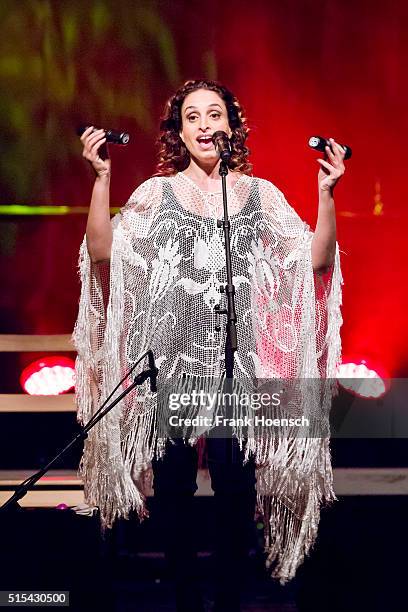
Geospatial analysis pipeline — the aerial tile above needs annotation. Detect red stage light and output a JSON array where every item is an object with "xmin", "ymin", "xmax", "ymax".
[
  {"xmin": 336, "ymin": 361, "xmax": 388, "ymax": 399},
  {"xmin": 20, "ymin": 356, "xmax": 75, "ymax": 395}
]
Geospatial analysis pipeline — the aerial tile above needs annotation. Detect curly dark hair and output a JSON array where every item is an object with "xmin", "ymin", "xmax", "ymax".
[{"xmin": 154, "ymin": 79, "xmax": 252, "ymax": 176}]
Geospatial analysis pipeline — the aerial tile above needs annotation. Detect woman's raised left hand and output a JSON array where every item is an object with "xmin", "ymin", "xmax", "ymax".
[{"xmin": 317, "ymin": 137, "xmax": 346, "ymax": 193}]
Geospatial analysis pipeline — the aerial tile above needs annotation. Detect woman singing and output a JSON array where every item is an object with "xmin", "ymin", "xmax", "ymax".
[{"xmin": 75, "ymin": 79, "xmax": 346, "ymax": 611}]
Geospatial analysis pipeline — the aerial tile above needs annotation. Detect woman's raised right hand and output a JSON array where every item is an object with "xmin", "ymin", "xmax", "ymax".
[{"xmin": 80, "ymin": 126, "xmax": 111, "ymax": 178}]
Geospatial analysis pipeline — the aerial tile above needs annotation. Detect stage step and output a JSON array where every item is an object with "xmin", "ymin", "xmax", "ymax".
[{"xmin": 1, "ymin": 467, "xmax": 408, "ymax": 508}]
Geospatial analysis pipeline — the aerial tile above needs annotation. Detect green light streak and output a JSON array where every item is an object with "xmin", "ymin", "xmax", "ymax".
[
  {"xmin": 0, "ymin": 205, "xmax": 121, "ymax": 216},
  {"xmin": 0, "ymin": 206, "xmax": 376, "ymax": 219}
]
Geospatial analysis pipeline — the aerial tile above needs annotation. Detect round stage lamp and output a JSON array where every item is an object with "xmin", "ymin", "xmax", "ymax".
[
  {"xmin": 20, "ymin": 356, "xmax": 75, "ymax": 395},
  {"xmin": 336, "ymin": 361, "xmax": 387, "ymax": 399}
]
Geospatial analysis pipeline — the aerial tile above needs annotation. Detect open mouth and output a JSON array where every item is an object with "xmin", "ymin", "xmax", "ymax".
[{"xmin": 196, "ymin": 135, "xmax": 213, "ymax": 149}]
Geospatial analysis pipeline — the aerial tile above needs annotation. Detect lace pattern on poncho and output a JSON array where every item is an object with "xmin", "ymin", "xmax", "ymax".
[{"xmin": 73, "ymin": 172, "xmax": 343, "ymax": 583}]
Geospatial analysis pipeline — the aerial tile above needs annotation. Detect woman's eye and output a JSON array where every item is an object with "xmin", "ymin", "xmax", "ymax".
[
  {"xmin": 188, "ymin": 115, "xmax": 197, "ymax": 121},
  {"xmin": 210, "ymin": 113, "xmax": 221, "ymax": 119}
]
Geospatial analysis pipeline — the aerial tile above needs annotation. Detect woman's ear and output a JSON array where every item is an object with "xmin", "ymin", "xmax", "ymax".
[{"xmin": 179, "ymin": 131, "xmax": 185, "ymax": 143}]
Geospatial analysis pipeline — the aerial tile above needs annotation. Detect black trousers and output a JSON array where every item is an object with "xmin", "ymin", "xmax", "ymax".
[{"xmin": 152, "ymin": 436, "xmax": 256, "ymax": 611}]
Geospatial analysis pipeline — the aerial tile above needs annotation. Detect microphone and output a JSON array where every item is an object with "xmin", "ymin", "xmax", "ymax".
[
  {"xmin": 308, "ymin": 136, "xmax": 352, "ymax": 159},
  {"xmin": 147, "ymin": 350, "xmax": 158, "ymax": 393},
  {"xmin": 212, "ymin": 131, "xmax": 231, "ymax": 163},
  {"xmin": 77, "ymin": 125, "xmax": 130, "ymax": 145}
]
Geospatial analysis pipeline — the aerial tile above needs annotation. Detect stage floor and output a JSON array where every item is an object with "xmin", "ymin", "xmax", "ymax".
[{"xmin": 0, "ymin": 494, "xmax": 406, "ymax": 611}]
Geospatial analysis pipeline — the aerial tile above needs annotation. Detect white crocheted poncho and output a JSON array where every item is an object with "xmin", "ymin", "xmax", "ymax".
[{"xmin": 73, "ymin": 171, "xmax": 343, "ymax": 583}]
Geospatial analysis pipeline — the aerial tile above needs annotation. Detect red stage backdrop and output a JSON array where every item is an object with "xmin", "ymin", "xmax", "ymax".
[{"xmin": 0, "ymin": 0, "xmax": 407, "ymax": 388}]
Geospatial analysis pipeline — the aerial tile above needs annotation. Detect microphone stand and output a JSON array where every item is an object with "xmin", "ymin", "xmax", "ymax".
[
  {"xmin": 215, "ymin": 160, "xmax": 238, "ymax": 377},
  {"xmin": 0, "ymin": 355, "xmax": 157, "ymax": 513},
  {"xmin": 214, "ymin": 159, "xmax": 238, "ymax": 459}
]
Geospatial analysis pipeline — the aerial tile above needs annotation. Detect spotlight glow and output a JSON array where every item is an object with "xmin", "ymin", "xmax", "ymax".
[
  {"xmin": 336, "ymin": 361, "xmax": 387, "ymax": 399},
  {"xmin": 20, "ymin": 356, "xmax": 75, "ymax": 395},
  {"xmin": 56, "ymin": 503, "xmax": 69, "ymax": 510}
]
